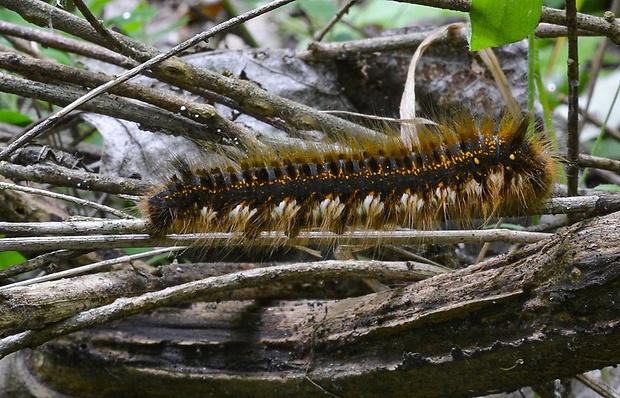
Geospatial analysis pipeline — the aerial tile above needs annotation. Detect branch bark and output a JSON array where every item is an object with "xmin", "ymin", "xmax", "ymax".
[{"xmin": 0, "ymin": 210, "xmax": 619, "ymax": 397}]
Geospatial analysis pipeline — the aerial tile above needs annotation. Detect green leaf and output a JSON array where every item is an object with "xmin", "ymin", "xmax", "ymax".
[
  {"xmin": 0, "ymin": 250, "xmax": 26, "ymax": 270},
  {"xmin": 87, "ymin": 0, "xmax": 114, "ymax": 16},
  {"xmin": 298, "ymin": 0, "xmax": 339, "ymax": 26},
  {"xmin": 593, "ymin": 184, "xmax": 620, "ymax": 192},
  {"xmin": 0, "ymin": 110, "xmax": 32, "ymax": 126},
  {"xmin": 469, "ymin": 0, "xmax": 543, "ymax": 51}
]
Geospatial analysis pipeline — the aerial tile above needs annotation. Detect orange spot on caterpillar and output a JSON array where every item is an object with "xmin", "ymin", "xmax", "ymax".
[{"xmin": 143, "ymin": 115, "xmax": 556, "ymax": 239}]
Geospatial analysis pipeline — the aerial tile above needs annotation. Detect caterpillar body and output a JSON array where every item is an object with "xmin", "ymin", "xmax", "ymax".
[{"xmin": 144, "ymin": 115, "xmax": 555, "ymax": 240}]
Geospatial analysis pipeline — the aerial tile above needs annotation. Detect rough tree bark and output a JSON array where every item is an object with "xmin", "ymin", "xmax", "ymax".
[{"xmin": 0, "ymin": 210, "xmax": 618, "ymax": 397}]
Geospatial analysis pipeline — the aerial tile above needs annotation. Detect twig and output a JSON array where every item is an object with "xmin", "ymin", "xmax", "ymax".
[
  {"xmin": 0, "ymin": 229, "xmax": 554, "ymax": 252},
  {"xmin": 1, "ymin": 34, "xmax": 41, "ymax": 58},
  {"xmin": 0, "ymin": 181, "xmax": 133, "ymax": 219},
  {"xmin": 541, "ymin": 194, "xmax": 620, "ymax": 215},
  {"xmin": 298, "ymin": 31, "xmax": 432, "ymax": 60},
  {"xmin": 0, "ymin": 250, "xmax": 87, "ymax": 282},
  {"xmin": 298, "ymin": 24, "xmax": 600, "ymax": 62},
  {"xmin": 578, "ymin": 154, "xmax": 620, "ymax": 173},
  {"xmin": 0, "ymin": 161, "xmax": 151, "ymax": 196},
  {"xmin": 565, "ymin": 0, "xmax": 580, "ymax": 217},
  {"xmin": 0, "ymin": 219, "xmax": 147, "ymax": 236},
  {"xmin": 310, "ymin": 0, "xmax": 359, "ymax": 43},
  {"xmin": 1, "ymin": 247, "xmax": 185, "ymax": 290},
  {"xmin": 574, "ymin": 373, "xmax": 620, "ymax": 398},
  {"xmin": 541, "ymin": 6, "xmax": 620, "ymax": 43},
  {"xmin": 0, "ymin": 20, "xmax": 138, "ymax": 69},
  {"xmin": 73, "ymin": 0, "xmax": 127, "ymax": 52},
  {"xmin": 535, "ymin": 23, "xmax": 601, "ymax": 38}
]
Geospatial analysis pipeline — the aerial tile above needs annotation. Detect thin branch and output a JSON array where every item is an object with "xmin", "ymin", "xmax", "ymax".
[
  {"xmin": 0, "ymin": 181, "xmax": 133, "ymax": 219},
  {"xmin": 574, "ymin": 373, "xmax": 620, "ymax": 398},
  {"xmin": 541, "ymin": 194, "xmax": 620, "ymax": 214},
  {"xmin": 1, "ymin": 195, "xmax": 620, "ymax": 251},
  {"xmin": 310, "ymin": 0, "xmax": 359, "ymax": 43},
  {"xmin": 1, "ymin": 247, "xmax": 185, "ymax": 290},
  {"xmin": 535, "ymin": 23, "xmax": 602, "ymax": 38},
  {"xmin": 299, "ymin": 31, "xmax": 432, "ymax": 60},
  {"xmin": 0, "ymin": 161, "xmax": 151, "ymax": 196},
  {"xmin": 0, "ymin": 229, "xmax": 555, "ymax": 252},
  {"xmin": 0, "ymin": 250, "xmax": 86, "ymax": 282},
  {"xmin": 298, "ymin": 24, "xmax": 600, "ymax": 62},
  {"xmin": 73, "ymin": 0, "xmax": 127, "ymax": 52},
  {"xmin": 565, "ymin": 0, "xmax": 580, "ymax": 212},
  {"xmin": 0, "ymin": 219, "xmax": 148, "ymax": 236},
  {"xmin": 578, "ymin": 154, "xmax": 620, "ymax": 173},
  {"xmin": 541, "ymin": 6, "xmax": 620, "ymax": 43},
  {"xmin": 0, "ymin": 20, "xmax": 138, "ymax": 69},
  {"xmin": 1, "ymin": 34, "xmax": 42, "ymax": 58}
]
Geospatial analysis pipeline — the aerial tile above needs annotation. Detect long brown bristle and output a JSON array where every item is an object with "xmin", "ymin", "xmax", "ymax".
[{"xmin": 143, "ymin": 114, "xmax": 556, "ymax": 240}]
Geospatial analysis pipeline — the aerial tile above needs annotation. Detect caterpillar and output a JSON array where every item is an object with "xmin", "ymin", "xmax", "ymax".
[{"xmin": 143, "ymin": 115, "xmax": 556, "ymax": 240}]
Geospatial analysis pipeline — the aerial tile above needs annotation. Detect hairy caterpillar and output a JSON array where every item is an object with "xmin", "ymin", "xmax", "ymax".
[{"xmin": 143, "ymin": 115, "xmax": 555, "ymax": 240}]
